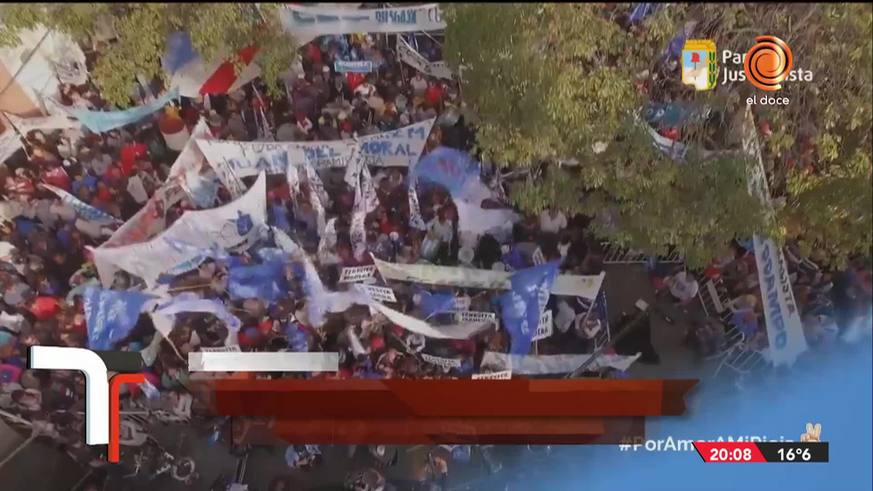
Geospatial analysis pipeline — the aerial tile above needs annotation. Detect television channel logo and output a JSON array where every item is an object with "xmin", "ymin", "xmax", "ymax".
[{"xmin": 681, "ymin": 39, "xmax": 718, "ymax": 91}]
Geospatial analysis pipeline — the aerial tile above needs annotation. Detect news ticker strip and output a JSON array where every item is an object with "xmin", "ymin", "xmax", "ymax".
[{"xmin": 694, "ymin": 442, "xmax": 829, "ymax": 463}]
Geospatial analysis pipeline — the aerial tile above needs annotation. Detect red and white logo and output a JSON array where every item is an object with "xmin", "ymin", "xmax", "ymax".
[{"xmin": 28, "ymin": 346, "xmax": 145, "ymax": 463}]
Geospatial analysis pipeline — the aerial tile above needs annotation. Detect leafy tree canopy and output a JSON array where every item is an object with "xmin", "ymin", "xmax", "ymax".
[
  {"xmin": 444, "ymin": 3, "xmax": 872, "ymax": 268},
  {"xmin": 0, "ymin": 3, "xmax": 296, "ymax": 107}
]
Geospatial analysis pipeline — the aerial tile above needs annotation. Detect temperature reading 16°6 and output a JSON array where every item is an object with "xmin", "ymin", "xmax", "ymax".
[{"xmin": 776, "ymin": 447, "xmax": 812, "ymax": 462}]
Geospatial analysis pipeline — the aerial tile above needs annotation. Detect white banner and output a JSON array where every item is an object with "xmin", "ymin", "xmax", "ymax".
[
  {"xmin": 373, "ymin": 258, "xmax": 605, "ymax": 299},
  {"xmin": 196, "ymin": 120, "xmax": 435, "ymax": 185},
  {"xmin": 93, "ymin": 173, "xmax": 268, "ymax": 287},
  {"xmin": 471, "ymin": 370, "xmax": 512, "ymax": 380},
  {"xmin": 339, "ymin": 265, "xmax": 378, "ymax": 283},
  {"xmin": 356, "ymin": 284, "xmax": 397, "ymax": 303},
  {"xmin": 396, "ymin": 35, "xmax": 454, "ymax": 80},
  {"xmin": 421, "ymin": 353, "xmax": 462, "ymax": 369},
  {"xmin": 742, "ymin": 106, "xmax": 806, "ymax": 366},
  {"xmin": 3, "ymin": 111, "xmax": 80, "ymax": 133},
  {"xmin": 532, "ymin": 309, "xmax": 553, "ymax": 342},
  {"xmin": 480, "ymin": 352, "xmax": 641, "ymax": 375},
  {"xmin": 280, "ymin": 4, "xmax": 446, "ymax": 44},
  {"xmin": 369, "ymin": 301, "xmax": 493, "ymax": 340},
  {"xmin": 454, "ymin": 310, "xmax": 496, "ymax": 324}
]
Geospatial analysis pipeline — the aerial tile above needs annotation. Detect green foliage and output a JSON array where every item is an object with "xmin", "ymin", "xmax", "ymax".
[
  {"xmin": 445, "ymin": 3, "xmax": 767, "ymax": 267},
  {"xmin": 0, "ymin": 3, "xmax": 297, "ymax": 107},
  {"xmin": 445, "ymin": 3, "xmax": 872, "ymax": 267}
]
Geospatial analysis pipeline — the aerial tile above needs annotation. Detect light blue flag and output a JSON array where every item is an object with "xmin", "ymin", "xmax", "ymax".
[
  {"xmin": 228, "ymin": 261, "xmax": 288, "ymax": 302},
  {"xmin": 69, "ymin": 88, "xmax": 179, "ymax": 133},
  {"xmin": 84, "ymin": 287, "xmax": 155, "ymax": 350},
  {"xmin": 413, "ymin": 146, "xmax": 480, "ymax": 197},
  {"xmin": 43, "ymin": 184, "xmax": 120, "ymax": 224},
  {"xmin": 154, "ymin": 292, "xmax": 242, "ymax": 332},
  {"xmin": 500, "ymin": 262, "xmax": 560, "ymax": 354}
]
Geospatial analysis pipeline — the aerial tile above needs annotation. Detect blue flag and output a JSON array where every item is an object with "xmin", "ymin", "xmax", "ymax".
[
  {"xmin": 228, "ymin": 261, "xmax": 288, "ymax": 302},
  {"xmin": 418, "ymin": 290, "xmax": 457, "ymax": 319},
  {"xmin": 500, "ymin": 262, "xmax": 560, "ymax": 354},
  {"xmin": 413, "ymin": 146, "xmax": 480, "ymax": 197},
  {"xmin": 84, "ymin": 288, "xmax": 154, "ymax": 350}
]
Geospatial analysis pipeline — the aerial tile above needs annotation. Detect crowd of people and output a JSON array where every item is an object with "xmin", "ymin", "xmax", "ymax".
[
  {"xmin": 0, "ymin": 31, "xmax": 615, "ymax": 489},
  {"xmin": 0, "ymin": 24, "xmax": 870, "ymax": 491}
]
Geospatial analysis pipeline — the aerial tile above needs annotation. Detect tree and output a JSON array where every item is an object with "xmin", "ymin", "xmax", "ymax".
[
  {"xmin": 444, "ymin": 3, "xmax": 770, "ymax": 267},
  {"xmin": 444, "ymin": 3, "xmax": 872, "ymax": 268},
  {"xmin": 0, "ymin": 3, "xmax": 297, "ymax": 107}
]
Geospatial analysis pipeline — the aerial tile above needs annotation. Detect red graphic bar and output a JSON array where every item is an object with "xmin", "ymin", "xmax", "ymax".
[
  {"xmin": 108, "ymin": 373, "xmax": 146, "ymax": 463},
  {"xmin": 231, "ymin": 416, "xmax": 647, "ymax": 445},
  {"xmin": 693, "ymin": 442, "xmax": 768, "ymax": 463},
  {"xmin": 197, "ymin": 379, "xmax": 697, "ymax": 419}
]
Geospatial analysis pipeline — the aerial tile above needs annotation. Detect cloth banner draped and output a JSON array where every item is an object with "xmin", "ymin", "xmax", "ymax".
[
  {"xmin": 369, "ymin": 301, "xmax": 493, "ymax": 340},
  {"xmin": 68, "ymin": 89, "xmax": 179, "ymax": 133},
  {"xmin": 196, "ymin": 119, "xmax": 434, "ymax": 186},
  {"xmin": 480, "ymin": 352, "xmax": 642, "ymax": 375},
  {"xmin": 279, "ymin": 4, "xmax": 446, "ymax": 44},
  {"xmin": 373, "ymin": 257, "xmax": 605, "ymax": 299},
  {"xmin": 84, "ymin": 287, "xmax": 155, "ymax": 350},
  {"xmin": 92, "ymin": 173, "xmax": 268, "ymax": 287}
]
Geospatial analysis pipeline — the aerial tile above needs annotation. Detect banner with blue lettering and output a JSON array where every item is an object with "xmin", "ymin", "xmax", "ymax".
[
  {"xmin": 413, "ymin": 146, "xmax": 480, "ymax": 196},
  {"xmin": 84, "ymin": 287, "xmax": 155, "ymax": 350},
  {"xmin": 228, "ymin": 261, "xmax": 288, "ymax": 302},
  {"xmin": 68, "ymin": 88, "xmax": 179, "ymax": 133},
  {"xmin": 500, "ymin": 262, "xmax": 560, "ymax": 355},
  {"xmin": 42, "ymin": 183, "xmax": 121, "ymax": 224},
  {"xmin": 92, "ymin": 173, "xmax": 268, "ymax": 287},
  {"xmin": 280, "ymin": 4, "xmax": 446, "ymax": 44},
  {"xmin": 196, "ymin": 119, "xmax": 435, "ymax": 188},
  {"xmin": 334, "ymin": 60, "xmax": 374, "ymax": 73}
]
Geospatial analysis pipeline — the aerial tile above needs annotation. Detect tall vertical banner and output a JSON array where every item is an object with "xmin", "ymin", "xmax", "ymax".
[
  {"xmin": 280, "ymin": 4, "xmax": 446, "ymax": 44},
  {"xmin": 742, "ymin": 106, "xmax": 806, "ymax": 366}
]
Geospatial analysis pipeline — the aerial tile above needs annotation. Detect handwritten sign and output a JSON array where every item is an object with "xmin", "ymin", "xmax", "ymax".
[
  {"xmin": 421, "ymin": 353, "xmax": 462, "ymax": 369},
  {"xmin": 472, "ymin": 370, "xmax": 512, "ymax": 380},
  {"xmin": 339, "ymin": 265, "xmax": 378, "ymax": 284},
  {"xmin": 357, "ymin": 284, "xmax": 397, "ymax": 303},
  {"xmin": 532, "ymin": 310, "xmax": 553, "ymax": 342},
  {"xmin": 199, "ymin": 346, "xmax": 241, "ymax": 353},
  {"xmin": 455, "ymin": 311, "xmax": 497, "ymax": 324}
]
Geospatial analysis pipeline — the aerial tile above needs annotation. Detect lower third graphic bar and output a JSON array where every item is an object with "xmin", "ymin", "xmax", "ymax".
[{"xmin": 188, "ymin": 352, "xmax": 339, "ymax": 372}]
